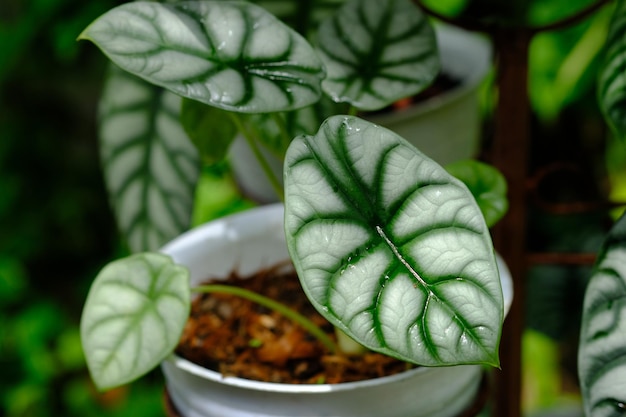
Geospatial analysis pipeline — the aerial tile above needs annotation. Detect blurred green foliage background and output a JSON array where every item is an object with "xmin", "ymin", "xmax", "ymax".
[
  {"xmin": 0, "ymin": 0, "xmax": 168, "ymax": 415},
  {"xmin": 1, "ymin": 0, "xmax": 624, "ymax": 416}
]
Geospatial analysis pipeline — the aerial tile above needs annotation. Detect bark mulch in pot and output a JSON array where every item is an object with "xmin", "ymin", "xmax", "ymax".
[
  {"xmin": 175, "ymin": 261, "xmax": 413, "ymax": 385},
  {"xmin": 168, "ymin": 261, "xmax": 491, "ymax": 416}
]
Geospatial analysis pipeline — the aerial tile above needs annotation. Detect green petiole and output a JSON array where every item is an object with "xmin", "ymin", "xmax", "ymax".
[{"xmin": 192, "ymin": 284, "xmax": 339, "ymax": 353}]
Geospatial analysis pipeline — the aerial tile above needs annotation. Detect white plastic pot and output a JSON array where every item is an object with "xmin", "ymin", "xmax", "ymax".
[
  {"xmin": 228, "ymin": 23, "xmax": 493, "ymax": 203},
  {"xmin": 160, "ymin": 204, "xmax": 512, "ymax": 417}
]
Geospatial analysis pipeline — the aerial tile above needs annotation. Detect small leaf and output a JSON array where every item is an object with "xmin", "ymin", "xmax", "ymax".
[
  {"xmin": 284, "ymin": 115, "xmax": 503, "ymax": 366},
  {"xmin": 99, "ymin": 66, "xmax": 200, "ymax": 252},
  {"xmin": 80, "ymin": 253, "xmax": 190, "ymax": 391},
  {"xmin": 579, "ymin": 212, "xmax": 626, "ymax": 417},
  {"xmin": 598, "ymin": 0, "xmax": 626, "ymax": 140},
  {"xmin": 446, "ymin": 160, "xmax": 508, "ymax": 228},
  {"xmin": 181, "ymin": 98, "xmax": 237, "ymax": 164},
  {"xmin": 79, "ymin": 1, "xmax": 325, "ymax": 113},
  {"xmin": 316, "ymin": 0, "xmax": 439, "ymax": 111}
]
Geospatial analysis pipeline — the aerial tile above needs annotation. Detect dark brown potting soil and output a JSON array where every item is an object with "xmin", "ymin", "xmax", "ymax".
[{"xmin": 175, "ymin": 261, "xmax": 414, "ymax": 384}]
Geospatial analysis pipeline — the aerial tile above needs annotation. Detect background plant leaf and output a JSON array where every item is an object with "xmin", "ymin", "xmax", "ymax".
[
  {"xmin": 80, "ymin": 253, "xmax": 190, "ymax": 391},
  {"xmin": 316, "ymin": 0, "xmax": 439, "ymax": 111},
  {"xmin": 180, "ymin": 98, "xmax": 237, "ymax": 164},
  {"xmin": 242, "ymin": 97, "xmax": 343, "ymax": 157},
  {"xmin": 284, "ymin": 115, "xmax": 503, "ymax": 366},
  {"xmin": 79, "ymin": 0, "xmax": 325, "ymax": 113},
  {"xmin": 579, "ymin": 212, "xmax": 626, "ymax": 417},
  {"xmin": 446, "ymin": 160, "xmax": 508, "ymax": 228},
  {"xmin": 250, "ymin": 0, "xmax": 344, "ymax": 35},
  {"xmin": 598, "ymin": 0, "xmax": 626, "ymax": 140},
  {"xmin": 99, "ymin": 66, "xmax": 200, "ymax": 252}
]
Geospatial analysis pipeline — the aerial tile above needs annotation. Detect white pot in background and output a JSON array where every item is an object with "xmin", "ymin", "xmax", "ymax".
[
  {"xmin": 366, "ymin": 23, "xmax": 492, "ymax": 165},
  {"xmin": 228, "ymin": 23, "xmax": 493, "ymax": 203},
  {"xmin": 160, "ymin": 204, "xmax": 512, "ymax": 417}
]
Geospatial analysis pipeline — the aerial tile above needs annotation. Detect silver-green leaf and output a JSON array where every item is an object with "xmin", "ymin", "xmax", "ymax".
[
  {"xmin": 99, "ymin": 66, "xmax": 200, "ymax": 252},
  {"xmin": 80, "ymin": 253, "xmax": 190, "ymax": 391},
  {"xmin": 79, "ymin": 1, "xmax": 325, "ymax": 113},
  {"xmin": 599, "ymin": 0, "xmax": 626, "ymax": 141},
  {"xmin": 284, "ymin": 115, "xmax": 503, "ymax": 366},
  {"xmin": 316, "ymin": 0, "xmax": 439, "ymax": 111},
  {"xmin": 579, "ymin": 213, "xmax": 626, "ymax": 417}
]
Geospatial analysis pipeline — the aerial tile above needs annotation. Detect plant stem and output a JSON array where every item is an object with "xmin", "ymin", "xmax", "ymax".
[
  {"xmin": 229, "ymin": 113, "xmax": 285, "ymax": 201},
  {"xmin": 334, "ymin": 328, "xmax": 368, "ymax": 355},
  {"xmin": 191, "ymin": 284, "xmax": 339, "ymax": 353}
]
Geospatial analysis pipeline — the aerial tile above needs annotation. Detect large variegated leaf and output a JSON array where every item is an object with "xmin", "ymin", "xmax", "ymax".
[
  {"xmin": 316, "ymin": 0, "xmax": 439, "ymax": 111},
  {"xmin": 99, "ymin": 66, "xmax": 200, "ymax": 252},
  {"xmin": 79, "ymin": 1, "xmax": 325, "ymax": 113},
  {"xmin": 81, "ymin": 253, "xmax": 190, "ymax": 391},
  {"xmin": 599, "ymin": 0, "xmax": 626, "ymax": 140},
  {"xmin": 579, "ymin": 213, "xmax": 626, "ymax": 417},
  {"xmin": 284, "ymin": 115, "xmax": 503, "ymax": 366}
]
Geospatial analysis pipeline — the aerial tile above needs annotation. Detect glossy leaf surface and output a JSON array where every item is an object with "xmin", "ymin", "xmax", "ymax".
[
  {"xmin": 79, "ymin": 1, "xmax": 325, "ymax": 113},
  {"xmin": 99, "ymin": 66, "xmax": 200, "ymax": 252},
  {"xmin": 599, "ymin": 0, "xmax": 626, "ymax": 140},
  {"xmin": 284, "ymin": 115, "xmax": 503, "ymax": 366},
  {"xmin": 81, "ymin": 253, "xmax": 190, "ymax": 391},
  {"xmin": 579, "ymin": 213, "xmax": 626, "ymax": 417},
  {"xmin": 446, "ymin": 160, "xmax": 508, "ymax": 228},
  {"xmin": 317, "ymin": 0, "xmax": 439, "ymax": 111}
]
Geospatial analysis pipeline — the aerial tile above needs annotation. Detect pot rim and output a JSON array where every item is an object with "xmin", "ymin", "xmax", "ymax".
[
  {"xmin": 160, "ymin": 203, "xmax": 512, "ymax": 394},
  {"xmin": 165, "ymin": 352, "xmax": 443, "ymax": 393}
]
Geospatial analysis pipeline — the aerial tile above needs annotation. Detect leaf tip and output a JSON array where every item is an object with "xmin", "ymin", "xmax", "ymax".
[
  {"xmin": 92, "ymin": 378, "xmax": 121, "ymax": 394},
  {"xmin": 76, "ymin": 29, "xmax": 91, "ymax": 42},
  {"xmin": 484, "ymin": 351, "xmax": 501, "ymax": 369}
]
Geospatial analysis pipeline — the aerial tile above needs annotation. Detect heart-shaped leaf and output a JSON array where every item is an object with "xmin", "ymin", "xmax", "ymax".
[
  {"xmin": 446, "ymin": 160, "xmax": 508, "ymax": 228},
  {"xmin": 284, "ymin": 115, "xmax": 503, "ymax": 366},
  {"xmin": 579, "ymin": 212, "xmax": 626, "ymax": 417},
  {"xmin": 598, "ymin": 0, "xmax": 626, "ymax": 141},
  {"xmin": 99, "ymin": 66, "xmax": 200, "ymax": 252},
  {"xmin": 80, "ymin": 253, "xmax": 190, "ymax": 391},
  {"xmin": 316, "ymin": 0, "xmax": 439, "ymax": 111},
  {"xmin": 79, "ymin": 1, "xmax": 325, "ymax": 113}
]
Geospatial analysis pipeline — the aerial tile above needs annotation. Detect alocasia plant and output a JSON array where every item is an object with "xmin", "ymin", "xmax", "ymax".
[
  {"xmin": 79, "ymin": 0, "xmax": 507, "ymax": 391},
  {"xmin": 577, "ymin": 2, "xmax": 626, "ymax": 414},
  {"xmin": 284, "ymin": 115, "xmax": 503, "ymax": 366},
  {"xmin": 578, "ymin": 212, "xmax": 626, "ymax": 417},
  {"xmin": 598, "ymin": 0, "xmax": 626, "ymax": 141},
  {"xmin": 98, "ymin": 65, "xmax": 201, "ymax": 252},
  {"xmin": 81, "ymin": 253, "xmax": 190, "ymax": 389}
]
